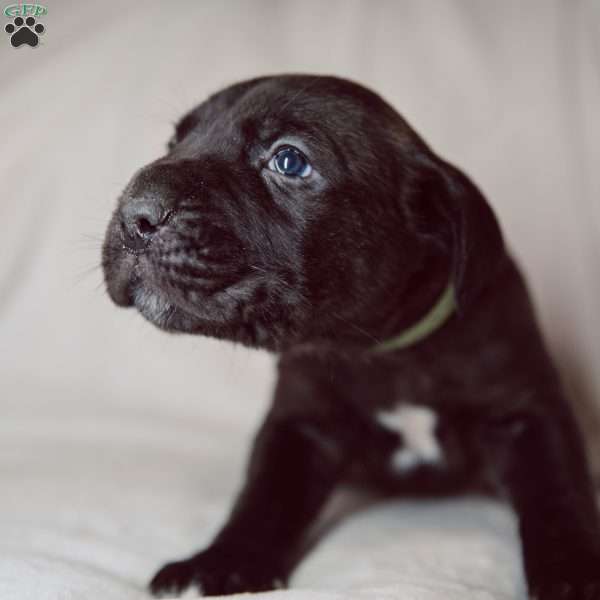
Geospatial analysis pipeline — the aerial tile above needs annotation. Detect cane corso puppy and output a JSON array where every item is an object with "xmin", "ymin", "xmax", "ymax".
[{"xmin": 102, "ymin": 75, "xmax": 600, "ymax": 598}]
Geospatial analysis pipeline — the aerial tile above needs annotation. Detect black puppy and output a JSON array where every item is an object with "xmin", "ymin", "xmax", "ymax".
[{"xmin": 102, "ymin": 75, "xmax": 600, "ymax": 599}]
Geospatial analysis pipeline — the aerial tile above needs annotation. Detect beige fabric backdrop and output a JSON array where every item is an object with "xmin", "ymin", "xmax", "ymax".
[{"xmin": 0, "ymin": 1, "xmax": 599, "ymax": 598}]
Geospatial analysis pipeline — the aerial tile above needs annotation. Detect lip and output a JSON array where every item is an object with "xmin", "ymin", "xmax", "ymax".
[
  {"xmin": 125, "ymin": 256, "xmax": 205, "ymax": 331},
  {"xmin": 103, "ymin": 249, "xmax": 138, "ymax": 307},
  {"xmin": 104, "ymin": 228, "xmax": 258, "ymax": 333},
  {"xmin": 121, "ymin": 253, "xmax": 196, "ymax": 331}
]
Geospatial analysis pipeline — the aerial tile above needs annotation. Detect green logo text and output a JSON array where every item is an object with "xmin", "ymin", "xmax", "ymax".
[{"xmin": 4, "ymin": 4, "xmax": 47, "ymax": 17}]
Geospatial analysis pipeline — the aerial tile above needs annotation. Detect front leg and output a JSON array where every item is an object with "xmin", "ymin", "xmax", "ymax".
[
  {"xmin": 487, "ymin": 388, "xmax": 600, "ymax": 599},
  {"xmin": 150, "ymin": 354, "xmax": 362, "ymax": 597}
]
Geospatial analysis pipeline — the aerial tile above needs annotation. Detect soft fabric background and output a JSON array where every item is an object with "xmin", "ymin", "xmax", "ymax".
[{"xmin": 1, "ymin": 1, "xmax": 599, "ymax": 598}]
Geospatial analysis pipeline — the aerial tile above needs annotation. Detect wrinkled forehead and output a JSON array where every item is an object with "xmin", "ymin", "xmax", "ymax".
[
  {"xmin": 179, "ymin": 77, "xmax": 395, "ymax": 156},
  {"xmin": 236, "ymin": 80, "xmax": 371, "ymax": 141}
]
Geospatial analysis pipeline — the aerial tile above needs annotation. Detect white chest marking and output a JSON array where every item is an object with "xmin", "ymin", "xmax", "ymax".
[{"xmin": 377, "ymin": 404, "xmax": 442, "ymax": 472}]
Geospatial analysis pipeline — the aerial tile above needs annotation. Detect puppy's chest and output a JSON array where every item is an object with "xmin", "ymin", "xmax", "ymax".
[{"xmin": 375, "ymin": 404, "xmax": 443, "ymax": 473}]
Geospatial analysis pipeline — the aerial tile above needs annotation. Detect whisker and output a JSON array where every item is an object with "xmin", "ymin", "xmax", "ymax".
[
  {"xmin": 94, "ymin": 278, "xmax": 107, "ymax": 294},
  {"xmin": 72, "ymin": 263, "xmax": 103, "ymax": 287}
]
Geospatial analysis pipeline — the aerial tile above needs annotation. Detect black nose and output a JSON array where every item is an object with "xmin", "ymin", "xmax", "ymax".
[{"xmin": 120, "ymin": 197, "xmax": 169, "ymax": 250}]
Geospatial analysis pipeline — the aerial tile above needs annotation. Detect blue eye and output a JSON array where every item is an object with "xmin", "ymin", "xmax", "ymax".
[{"xmin": 269, "ymin": 147, "xmax": 312, "ymax": 177}]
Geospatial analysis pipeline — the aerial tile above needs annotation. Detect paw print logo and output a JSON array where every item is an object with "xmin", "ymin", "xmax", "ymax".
[{"xmin": 5, "ymin": 16, "xmax": 45, "ymax": 47}]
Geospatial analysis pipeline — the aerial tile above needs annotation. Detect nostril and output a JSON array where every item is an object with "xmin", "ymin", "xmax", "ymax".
[
  {"xmin": 119, "ymin": 197, "xmax": 171, "ymax": 250},
  {"xmin": 135, "ymin": 217, "xmax": 157, "ymax": 238}
]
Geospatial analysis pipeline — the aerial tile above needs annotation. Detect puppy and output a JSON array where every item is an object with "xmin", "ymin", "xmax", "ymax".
[{"xmin": 102, "ymin": 75, "xmax": 600, "ymax": 599}]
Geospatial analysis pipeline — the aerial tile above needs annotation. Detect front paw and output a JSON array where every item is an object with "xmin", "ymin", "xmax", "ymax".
[
  {"xmin": 528, "ymin": 552, "xmax": 600, "ymax": 599},
  {"xmin": 149, "ymin": 546, "xmax": 286, "ymax": 597}
]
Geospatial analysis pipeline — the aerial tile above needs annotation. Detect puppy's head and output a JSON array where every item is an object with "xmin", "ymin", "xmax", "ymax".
[{"xmin": 102, "ymin": 75, "xmax": 504, "ymax": 350}]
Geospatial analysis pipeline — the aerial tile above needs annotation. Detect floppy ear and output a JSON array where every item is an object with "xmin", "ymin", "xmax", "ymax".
[{"xmin": 410, "ymin": 155, "xmax": 506, "ymax": 314}]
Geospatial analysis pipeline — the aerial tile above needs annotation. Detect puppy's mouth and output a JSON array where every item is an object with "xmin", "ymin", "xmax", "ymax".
[
  {"xmin": 102, "ymin": 251, "xmax": 190, "ymax": 331},
  {"xmin": 103, "ymin": 229, "xmax": 253, "ymax": 333}
]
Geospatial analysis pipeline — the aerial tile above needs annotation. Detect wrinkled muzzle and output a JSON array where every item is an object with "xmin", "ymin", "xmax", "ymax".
[{"xmin": 102, "ymin": 159, "xmax": 251, "ymax": 328}]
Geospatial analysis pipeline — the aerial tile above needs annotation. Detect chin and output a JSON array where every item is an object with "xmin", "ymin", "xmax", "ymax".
[
  {"xmin": 132, "ymin": 287, "xmax": 185, "ymax": 331},
  {"xmin": 128, "ymin": 282, "xmax": 256, "ymax": 344}
]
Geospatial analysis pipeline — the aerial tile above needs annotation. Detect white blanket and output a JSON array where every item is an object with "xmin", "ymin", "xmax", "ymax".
[{"xmin": 1, "ymin": 1, "xmax": 599, "ymax": 598}]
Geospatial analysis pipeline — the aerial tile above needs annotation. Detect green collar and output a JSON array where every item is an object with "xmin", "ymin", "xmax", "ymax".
[{"xmin": 371, "ymin": 280, "xmax": 456, "ymax": 354}]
